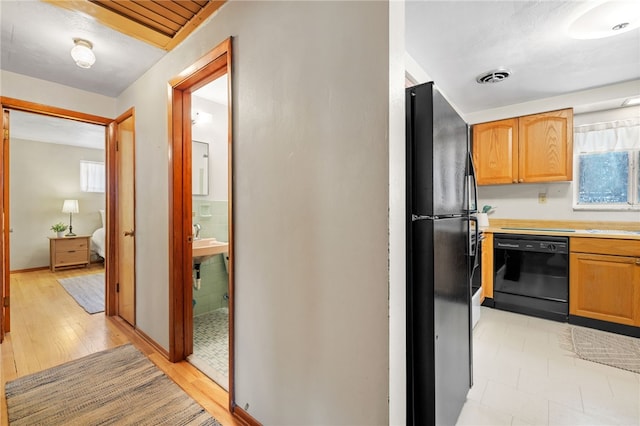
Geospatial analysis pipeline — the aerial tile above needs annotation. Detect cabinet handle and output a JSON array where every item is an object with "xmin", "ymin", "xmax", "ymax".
[
  {"xmin": 124, "ymin": 230, "xmax": 135, "ymax": 237},
  {"xmin": 636, "ymin": 259, "xmax": 640, "ymax": 265}
]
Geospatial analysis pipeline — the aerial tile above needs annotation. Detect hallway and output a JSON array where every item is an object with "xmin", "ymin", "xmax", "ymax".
[{"xmin": 0, "ymin": 266, "xmax": 240, "ymax": 425}]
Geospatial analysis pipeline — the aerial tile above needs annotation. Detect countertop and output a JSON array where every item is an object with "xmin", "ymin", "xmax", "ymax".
[{"xmin": 481, "ymin": 219, "xmax": 640, "ymax": 240}]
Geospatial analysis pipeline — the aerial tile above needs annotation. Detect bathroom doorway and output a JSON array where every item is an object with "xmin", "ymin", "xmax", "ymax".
[
  {"xmin": 188, "ymin": 74, "xmax": 230, "ymax": 388},
  {"xmin": 167, "ymin": 38, "xmax": 234, "ymax": 404}
]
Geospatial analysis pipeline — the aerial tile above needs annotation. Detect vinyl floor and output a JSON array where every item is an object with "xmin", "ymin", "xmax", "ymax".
[{"xmin": 457, "ymin": 307, "xmax": 640, "ymax": 425}]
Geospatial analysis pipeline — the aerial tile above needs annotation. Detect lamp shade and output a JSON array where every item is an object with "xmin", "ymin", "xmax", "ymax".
[{"xmin": 62, "ymin": 199, "xmax": 79, "ymax": 214}]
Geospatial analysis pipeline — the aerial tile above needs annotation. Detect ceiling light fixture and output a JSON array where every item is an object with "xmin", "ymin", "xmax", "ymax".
[
  {"xmin": 567, "ymin": 1, "xmax": 640, "ymax": 39},
  {"xmin": 70, "ymin": 39, "xmax": 96, "ymax": 69},
  {"xmin": 476, "ymin": 68, "xmax": 511, "ymax": 84}
]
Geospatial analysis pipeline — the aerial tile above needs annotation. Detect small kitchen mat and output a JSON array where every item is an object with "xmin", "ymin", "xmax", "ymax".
[{"xmin": 565, "ymin": 326, "xmax": 640, "ymax": 374}]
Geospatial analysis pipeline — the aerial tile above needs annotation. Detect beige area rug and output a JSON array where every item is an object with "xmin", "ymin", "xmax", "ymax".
[
  {"xmin": 565, "ymin": 326, "xmax": 640, "ymax": 374},
  {"xmin": 5, "ymin": 344, "xmax": 222, "ymax": 425}
]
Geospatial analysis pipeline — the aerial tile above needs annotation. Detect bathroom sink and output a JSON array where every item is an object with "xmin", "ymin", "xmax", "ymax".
[{"xmin": 192, "ymin": 238, "xmax": 228, "ymax": 263}]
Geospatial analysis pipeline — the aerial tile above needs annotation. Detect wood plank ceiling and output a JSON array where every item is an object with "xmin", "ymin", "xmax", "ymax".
[{"xmin": 44, "ymin": 0, "xmax": 226, "ymax": 51}]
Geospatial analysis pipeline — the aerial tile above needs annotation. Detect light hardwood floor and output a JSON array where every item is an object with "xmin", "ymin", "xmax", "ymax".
[{"xmin": 1, "ymin": 265, "xmax": 243, "ymax": 426}]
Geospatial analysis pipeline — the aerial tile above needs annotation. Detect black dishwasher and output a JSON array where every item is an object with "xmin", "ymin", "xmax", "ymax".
[{"xmin": 493, "ymin": 234, "xmax": 569, "ymax": 322}]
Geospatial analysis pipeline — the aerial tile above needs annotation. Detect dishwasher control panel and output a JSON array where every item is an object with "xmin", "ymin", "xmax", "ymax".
[{"xmin": 495, "ymin": 235, "xmax": 568, "ymax": 254}]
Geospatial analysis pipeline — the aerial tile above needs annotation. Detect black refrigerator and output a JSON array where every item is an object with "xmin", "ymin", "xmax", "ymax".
[{"xmin": 406, "ymin": 82, "xmax": 476, "ymax": 425}]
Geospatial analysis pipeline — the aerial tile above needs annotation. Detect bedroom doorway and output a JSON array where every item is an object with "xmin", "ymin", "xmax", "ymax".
[{"xmin": 0, "ymin": 98, "xmax": 130, "ymax": 334}]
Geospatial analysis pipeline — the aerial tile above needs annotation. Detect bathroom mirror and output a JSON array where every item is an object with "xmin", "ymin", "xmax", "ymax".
[{"xmin": 192, "ymin": 141, "xmax": 209, "ymax": 195}]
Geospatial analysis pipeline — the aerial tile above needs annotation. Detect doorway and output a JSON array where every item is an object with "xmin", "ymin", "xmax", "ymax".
[
  {"xmin": 187, "ymin": 74, "xmax": 230, "ymax": 388},
  {"xmin": 0, "ymin": 97, "xmax": 133, "ymax": 338},
  {"xmin": 167, "ymin": 38, "xmax": 234, "ymax": 403}
]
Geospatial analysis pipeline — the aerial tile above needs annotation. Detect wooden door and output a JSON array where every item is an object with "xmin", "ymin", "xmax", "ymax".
[
  {"xmin": 518, "ymin": 108, "xmax": 573, "ymax": 183},
  {"xmin": 570, "ymin": 252, "xmax": 640, "ymax": 326},
  {"xmin": 0, "ymin": 109, "xmax": 8, "ymax": 342},
  {"xmin": 117, "ymin": 113, "xmax": 135, "ymax": 326},
  {"xmin": 472, "ymin": 118, "xmax": 518, "ymax": 185}
]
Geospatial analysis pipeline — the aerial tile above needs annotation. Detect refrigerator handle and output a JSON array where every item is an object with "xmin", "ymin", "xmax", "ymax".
[
  {"xmin": 467, "ymin": 150, "xmax": 479, "ymax": 214},
  {"xmin": 469, "ymin": 216, "xmax": 479, "ymax": 262}
]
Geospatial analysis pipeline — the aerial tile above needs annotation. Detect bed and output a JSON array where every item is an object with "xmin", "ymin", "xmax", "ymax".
[{"xmin": 91, "ymin": 209, "xmax": 106, "ymax": 259}]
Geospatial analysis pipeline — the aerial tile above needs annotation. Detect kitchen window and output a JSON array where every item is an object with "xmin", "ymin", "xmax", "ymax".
[{"xmin": 573, "ymin": 118, "xmax": 640, "ymax": 210}]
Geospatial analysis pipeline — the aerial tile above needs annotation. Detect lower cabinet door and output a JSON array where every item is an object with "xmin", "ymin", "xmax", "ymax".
[{"xmin": 570, "ymin": 253, "xmax": 640, "ymax": 326}]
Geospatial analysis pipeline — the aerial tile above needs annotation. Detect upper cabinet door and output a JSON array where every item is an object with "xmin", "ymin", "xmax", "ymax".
[
  {"xmin": 518, "ymin": 108, "xmax": 573, "ymax": 183},
  {"xmin": 472, "ymin": 118, "xmax": 518, "ymax": 185}
]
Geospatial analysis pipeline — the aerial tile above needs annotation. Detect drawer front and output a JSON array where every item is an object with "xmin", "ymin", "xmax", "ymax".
[
  {"xmin": 571, "ymin": 237, "xmax": 640, "ymax": 257},
  {"xmin": 56, "ymin": 250, "xmax": 88, "ymax": 265},
  {"xmin": 56, "ymin": 238, "xmax": 88, "ymax": 253}
]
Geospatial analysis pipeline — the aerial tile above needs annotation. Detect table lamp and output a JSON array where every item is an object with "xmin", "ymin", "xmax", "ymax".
[{"xmin": 62, "ymin": 199, "xmax": 79, "ymax": 236}]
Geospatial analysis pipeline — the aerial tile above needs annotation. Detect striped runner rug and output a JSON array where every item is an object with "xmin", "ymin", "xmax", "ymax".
[{"xmin": 5, "ymin": 344, "xmax": 221, "ymax": 425}]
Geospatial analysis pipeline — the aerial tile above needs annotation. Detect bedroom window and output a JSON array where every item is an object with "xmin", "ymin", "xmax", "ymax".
[
  {"xmin": 573, "ymin": 118, "xmax": 640, "ymax": 210},
  {"xmin": 80, "ymin": 160, "xmax": 105, "ymax": 193}
]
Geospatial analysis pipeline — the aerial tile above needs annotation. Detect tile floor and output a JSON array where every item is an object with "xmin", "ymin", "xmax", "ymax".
[
  {"xmin": 457, "ymin": 307, "xmax": 640, "ymax": 425},
  {"xmin": 188, "ymin": 308, "xmax": 229, "ymax": 390}
]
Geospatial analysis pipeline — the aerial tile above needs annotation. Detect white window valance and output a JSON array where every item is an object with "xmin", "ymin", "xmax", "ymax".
[{"xmin": 574, "ymin": 118, "xmax": 640, "ymax": 153}]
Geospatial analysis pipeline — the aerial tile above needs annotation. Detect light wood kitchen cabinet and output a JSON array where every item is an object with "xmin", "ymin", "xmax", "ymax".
[
  {"xmin": 481, "ymin": 232, "xmax": 494, "ymax": 301},
  {"xmin": 472, "ymin": 118, "xmax": 518, "ymax": 185},
  {"xmin": 472, "ymin": 108, "xmax": 573, "ymax": 185},
  {"xmin": 570, "ymin": 238, "xmax": 640, "ymax": 327}
]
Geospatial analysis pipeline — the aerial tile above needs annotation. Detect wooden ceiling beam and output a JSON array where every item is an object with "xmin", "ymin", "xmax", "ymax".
[
  {"xmin": 91, "ymin": 1, "xmax": 183, "ymax": 36},
  {"xmin": 45, "ymin": 0, "xmax": 226, "ymax": 51},
  {"xmin": 44, "ymin": 0, "xmax": 172, "ymax": 49},
  {"xmin": 164, "ymin": 1, "xmax": 226, "ymax": 51}
]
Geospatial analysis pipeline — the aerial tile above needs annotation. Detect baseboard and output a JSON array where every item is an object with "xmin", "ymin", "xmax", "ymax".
[
  {"xmin": 108, "ymin": 316, "xmax": 171, "ymax": 359},
  {"xmin": 10, "ymin": 266, "xmax": 49, "ymax": 274},
  {"xmin": 135, "ymin": 327, "xmax": 170, "ymax": 359},
  {"xmin": 481, "ymin": 297, "xmax": 494, "ymax": 307},
  {"xmin": 233, "ymin": 405, "xmax": 261, "ymax": 426}
]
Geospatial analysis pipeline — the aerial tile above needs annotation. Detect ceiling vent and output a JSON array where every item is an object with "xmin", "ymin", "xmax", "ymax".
[{"xmin": 476, "ymin": 69, "xmax": 511, "ymax": 84}]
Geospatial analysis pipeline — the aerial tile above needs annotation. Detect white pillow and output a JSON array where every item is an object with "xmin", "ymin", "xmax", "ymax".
[{"xmin": 99, "ymin": 209, "xmax": 105, "ymax": 227}]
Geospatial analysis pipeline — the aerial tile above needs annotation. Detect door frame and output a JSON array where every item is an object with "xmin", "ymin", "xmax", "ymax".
[
  {"xmin": 1, "ymin": 109, "xmax": 8, "ymax": 343},
  {"xmin": 108, "ymin": 108, "xmax": 136, "ymax": 322},
  {"xmin": 0, "ymin": 97, "xmax": 119, "ymax": 326},
  {"xmin": 167, "ymin": 37, "xmax": 234, "ymax": 402}
]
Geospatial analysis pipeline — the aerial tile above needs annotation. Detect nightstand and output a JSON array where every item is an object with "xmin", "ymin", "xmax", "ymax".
[{"xmin": 48, "ymin": 235, "xmax": 91, "ymax": 272}]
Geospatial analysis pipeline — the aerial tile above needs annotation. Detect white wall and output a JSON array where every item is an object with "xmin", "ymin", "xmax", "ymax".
[
  {"xmin": 478, "ymin": 106, "xmax": 640, "ymax": 223},
  {"xmin": 116, "ymin": 1, "xmax": 390, "ymax": 424},
  {"xmin": 0, "ymin": 70, "xmax": 116, "ymax": 118},
  {"xmin": 10, "ymin": 138, "xmax": 104, "ymax": 270},
  {"xmin": 389, "ymin": 1, "xmax": 406, "ymax": 425},
  {"xmin": 465, "ymin": 79, "xmax": 640, "ymax": 124}
]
